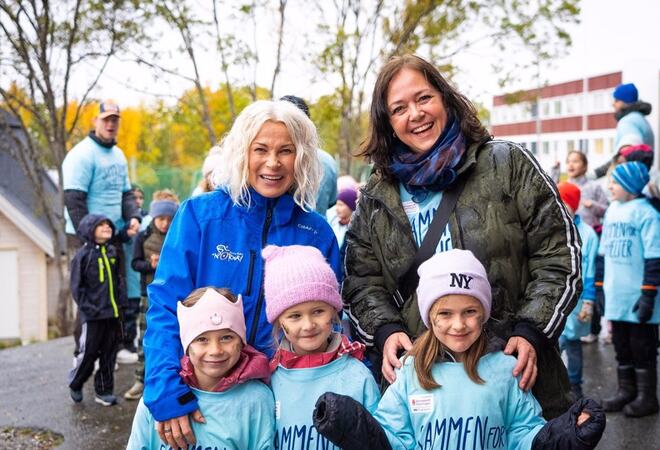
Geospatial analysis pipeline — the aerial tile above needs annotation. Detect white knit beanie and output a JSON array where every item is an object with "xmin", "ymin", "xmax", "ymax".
[{"xmin": 417, "ymin": 249, "xmax": 492, "ymax": 328}]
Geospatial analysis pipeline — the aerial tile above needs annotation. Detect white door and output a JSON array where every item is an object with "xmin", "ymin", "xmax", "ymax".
[{"xmin": 0, "ymin": 250, "xmax": 20, "ymax": 339}]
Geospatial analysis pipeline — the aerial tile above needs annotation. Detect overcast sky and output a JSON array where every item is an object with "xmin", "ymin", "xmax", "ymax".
[{"xmin": 91, "ymin": 0, "xmax": 660, "ymax": 108}]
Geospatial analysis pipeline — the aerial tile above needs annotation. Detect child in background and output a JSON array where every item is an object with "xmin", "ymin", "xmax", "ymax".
[
  {"xmin": 600, "ymin": 162, "xmax": 660, "ymax": 417},
  {"xmin": 124, "ymin": 189, "xmax": 179, "ymax": 401},
  {"xmin": 314, "ymin": 249, "xmax": 606, "ymax": 450},
  {"xmin": 263, "ymin": 245, "xmax": 380, "ymax": 450},
  {"xmin": 118, "ymin": 185, "xmax": 147, "ymax": 365},
  {"xmin": 127, "ymin": 287, "xmax": 274, "ymax": 449},
  {"xmin": 327, "ymin": 187, "xmax": 358, "ymax": 249},
  {"xmin": 557, "ymin": 182, "xmax": 599, "ymax": 399},
  {"xmin": 68, "ymin": 214, "xmax": 127, "ymax": 406}
]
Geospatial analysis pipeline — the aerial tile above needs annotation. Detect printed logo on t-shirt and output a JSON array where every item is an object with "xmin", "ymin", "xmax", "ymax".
[
  {"xmin": 275, "ymin": 400, "xmax": 281, "ymax": 419},
  {"xmin": 409, "ymin": 394, "xmax": 434, "ymax": 413}
]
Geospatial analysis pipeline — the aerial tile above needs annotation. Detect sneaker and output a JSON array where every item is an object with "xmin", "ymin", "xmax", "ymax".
[
  {"xmin": 124, "ymin": 381, "xmax": 144, "ymax": 401},
  {"xmin": 580, "ymin": 333, "xmax": 598, "ymax": 344},
  {"xmin": 116, "ymin": 349, "xmax": 138, "ymax": 364},
  {"xmin": 600, "ymin": 333, "xmax": 612, "ymax": 345},
  {"xmin": 70, "ymin": 388, "xmax": 83, "ymax": 403},
  {"xmin": 94, "ymin": 393, "xmax": 118, "ymax": 406}
]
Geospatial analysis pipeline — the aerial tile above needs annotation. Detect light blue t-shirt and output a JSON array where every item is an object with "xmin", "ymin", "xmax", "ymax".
[
  {"xmin": 123, "ymin": 217, "xmax": 150, "ymax": 299},
  {"xmin": 62, "ymin": 136, "xmax": 132, "ymax": 234},
  {"xmin": 399, "ymin": 184, "xmax": 453, "ymax": 254},
  {"xmin": 271, "ymin": 355, "xmax": 380, "ymax": 450},
  {"xmin": 599, "ymin": 198, "xmax": 660, "ymax": 324},
  {"xmin": 562, "ymin": 215, "xmax": 599, "ymax": 340},
  {"xmin": 126, "ymin": 381, "xmax": 275, "ymax": 450},
  {"xmin": 375, "ymin": 352, "xmax": 546, "ymax": 450}
]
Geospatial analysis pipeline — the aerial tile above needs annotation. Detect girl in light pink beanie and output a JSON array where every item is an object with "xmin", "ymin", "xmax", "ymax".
[{"xmin": 262, "ymin": 245, "xmax": 381, "ymax": 445}]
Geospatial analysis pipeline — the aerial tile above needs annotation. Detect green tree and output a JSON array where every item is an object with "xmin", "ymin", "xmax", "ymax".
[{"xmin": 0, "ymin": 0, "xmax": 149, "ymax": 333}]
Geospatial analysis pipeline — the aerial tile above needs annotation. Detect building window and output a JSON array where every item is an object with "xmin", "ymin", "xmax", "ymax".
[
  {"xmin": 565, "ymin": 98, "xmax": 574, "ymax": 115},
  {"xmin": 594, "ymin": 138, "xmax": 604, "ymax": 155},
  {"xmin": 542, "ymin": 101, "xmax": 550, "ymax": 117},
  {"xmin": 543, "ymin": 141, "xmax": 550, "ymax": 155},
  {"xmin": 554, "ymin": 100, "xmax": 562, "ymax": 115},
  {"xmin": 531, "ymin": 142, "xmax": 538, "ymax": 155},
  {"xmin": 567, "ymin": 140, "xmax": 575, "ymax": 152},
  {"xmin": 609, "ymin": 138, "xmax": 615, "ymax": 153}
]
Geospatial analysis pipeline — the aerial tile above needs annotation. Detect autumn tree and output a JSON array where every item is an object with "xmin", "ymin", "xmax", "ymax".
[
  {"xmin": 310, "ymin": 0, "xmax": 580, "ymax": 174},
  {"xmin": 0, "ymin": 0, "xmax": 148, "ymax": 334}
]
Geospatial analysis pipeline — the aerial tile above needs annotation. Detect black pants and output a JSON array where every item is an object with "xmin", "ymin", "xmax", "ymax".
[
  {"xmin": 122, "ymin": 298, "xmax": 140, "ymax": 351},
  {"xmin": 611, "ymin": 320, "xmax": 659, "ymax": 369},
  {"xmin": 591, "ymin": 255, "xmax": 605, "ymax": 336},
  {"xmin": 68, "ymin": 318, "xmax": 121, "ymax": 395}
]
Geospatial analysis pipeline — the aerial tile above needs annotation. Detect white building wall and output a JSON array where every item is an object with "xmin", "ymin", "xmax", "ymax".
[{"xmin": 0, "ymin": 212, "xmax": 48, "ymax": 343}]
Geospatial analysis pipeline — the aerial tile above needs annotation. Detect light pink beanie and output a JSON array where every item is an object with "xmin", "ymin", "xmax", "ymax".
[
  {"xmin": 262, "ymin": 245, "xmax": 342, "ymax": 324},
  {"xmin": 416, "ymin": 249, "xmax": 492, "ymax": 328},
  {"xmin": 177, "ymin": 289, "xmax": 247, "ymax": 351}
]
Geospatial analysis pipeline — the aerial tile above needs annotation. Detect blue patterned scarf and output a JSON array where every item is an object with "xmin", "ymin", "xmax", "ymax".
[{"xmin": 389, "ymin": 116, "xmax": 466, "ymax": 200}]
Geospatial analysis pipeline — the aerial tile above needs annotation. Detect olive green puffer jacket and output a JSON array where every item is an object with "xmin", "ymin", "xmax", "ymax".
[{"xmin": 343, "ymin": 139, "xmax": 582, "ymax": 418}]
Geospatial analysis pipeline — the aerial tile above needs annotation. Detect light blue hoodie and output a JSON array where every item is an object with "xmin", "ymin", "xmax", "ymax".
[
  {"xmin": 271, "ymin": 355, "xmax": 380, "ymax": 450},
  {"xmin": 127, "ymin": 381, "xmax": 275, "ymax": 450},
  {"xmin": 375, "ymin": 351, "xmax": 545, "ymax": 450}
]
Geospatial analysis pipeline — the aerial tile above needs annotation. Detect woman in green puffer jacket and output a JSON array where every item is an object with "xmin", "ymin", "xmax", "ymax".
[{"xmin": 343, "ymin": 54, "xmax": 582, "ymax": 419}]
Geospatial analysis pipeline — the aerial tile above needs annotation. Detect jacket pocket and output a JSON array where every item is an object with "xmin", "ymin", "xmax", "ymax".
[{"xmin": 244, "ymin": 250, "xmax": 256, "ymax": 296}]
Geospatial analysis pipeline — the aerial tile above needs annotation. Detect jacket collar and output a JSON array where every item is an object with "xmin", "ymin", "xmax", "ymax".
[
  {"xmin": 240, "ymin": 188, "xmax": 298, "ymax": 227},
  {"xmin": 269, "ymin": 333, "xmax": 365, "ymax": 371},
  {"xmin": 88, "ymin": 131, "xmax": 116, "ymax": 149}
]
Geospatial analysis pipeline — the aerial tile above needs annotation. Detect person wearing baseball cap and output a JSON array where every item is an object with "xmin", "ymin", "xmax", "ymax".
[{"xmin": 62, "ymin": 98, "xmax": 142, "ymax": 357}]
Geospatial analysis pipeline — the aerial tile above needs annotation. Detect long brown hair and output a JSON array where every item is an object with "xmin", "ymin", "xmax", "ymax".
[
  {"xmin": 407, "ymin": 327, "xmax": 488, "ymax": 390},
  {"xmin": 360, "ymin": 54, "xmax": 489, "ymax": 179}
]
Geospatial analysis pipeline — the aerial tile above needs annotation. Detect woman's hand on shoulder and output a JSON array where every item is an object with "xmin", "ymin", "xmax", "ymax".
[
  {"xmin": 504, "ymin": 336, "xmax": 537, "ymax": 391},
  {"xmin": 382, "ymin": 332, "xmax": 413, "ymax": 384},
  {"xmin": 156, "ymin": 409, "xmax": 205, "ymax": 449}
]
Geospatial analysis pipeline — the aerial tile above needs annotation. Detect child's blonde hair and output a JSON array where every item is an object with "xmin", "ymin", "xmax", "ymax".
[{"xmin": 152, "ymin": 188, "xmax": 180, "ymax": 204}]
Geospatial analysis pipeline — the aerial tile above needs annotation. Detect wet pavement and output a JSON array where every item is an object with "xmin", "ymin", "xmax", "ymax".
[{"xmin": 1, "ymin": 336, "xmax": 659, "ymax": 449}]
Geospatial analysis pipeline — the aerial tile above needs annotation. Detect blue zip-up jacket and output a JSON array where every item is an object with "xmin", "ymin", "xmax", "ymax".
[
  {"xmin": 562, "ymin": 215, "xmax": 599, "ymax": 340},
  {"xmin": 144, "ymin": 188, "xmax": 340, "ymax": 421},
  {"xmin": 70, "ymin": 214, "xmax": 127, "ymax": 323}
]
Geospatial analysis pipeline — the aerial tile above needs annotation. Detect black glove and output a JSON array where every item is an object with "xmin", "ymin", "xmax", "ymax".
[
  {"xmin": 633, "ymin": 291, "xmax": 656, "ymax": 323},
  {"xmin": 313, "ymin": 392, "xmax": 392, "ymax": 450},
  {"xmin": 532, "ymin": 398, "xmax": 606, "ymax": 450}
]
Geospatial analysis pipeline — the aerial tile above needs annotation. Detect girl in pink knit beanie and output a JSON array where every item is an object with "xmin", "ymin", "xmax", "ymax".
[{"xmin": 262, "ymin": 244, "xmax": 380, "ymax": 448}]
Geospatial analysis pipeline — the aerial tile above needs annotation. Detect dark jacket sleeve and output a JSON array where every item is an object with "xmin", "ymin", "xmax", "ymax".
[
  {"xmin": 593, "ymin": 160, "xmax": 611, "ymax": 179},
  {"xmin": 532, "ymin": 398, "xmax": 605, "ymax": 449},
  {"xmin": 64, "ymin": 189, "xmax": 88, "ymax": 233},
  {"xmin": 131, "ymin": 230, "xmax": 154, "ymax": 275},
  {"xmin": 313, "ymin": 393, "xmax": 392, "ymax": 450},
  {"xmin": 643, "ymin": 258, "xmax": 660, "ymax": 291},
  {"xmin": 122, "ymin": 189, "xmax": 141, "ymax": 223},
  {"xmin": 510, "ymin": 145, "xmax": 582, "ymax": 341},
  {"xmin": 342, "ymin": 196, "xmax": 406, "ymax": 351},
  {"xmin": 69, "ymin": 251, "xmax": 84, "ymax": 306}
]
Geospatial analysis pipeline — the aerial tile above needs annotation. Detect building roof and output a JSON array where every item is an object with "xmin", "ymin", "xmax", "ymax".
[{"xmin": 0, "ymin": 109, "xmax": 64, "ymax": 256}]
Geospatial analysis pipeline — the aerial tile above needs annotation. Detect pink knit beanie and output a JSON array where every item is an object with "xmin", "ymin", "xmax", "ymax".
[
  {"xmin": 262, "ymin": 245, "xmax": 342, "ymax": 324},
  {"xmin": 417, "ymin": 249, "xmax": 492, "ymax": 328}
]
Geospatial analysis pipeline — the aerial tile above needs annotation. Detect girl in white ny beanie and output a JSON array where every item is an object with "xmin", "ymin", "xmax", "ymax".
[{"xmin": 362, "ymin": 249, "xmax": 605, "ymax": 450}]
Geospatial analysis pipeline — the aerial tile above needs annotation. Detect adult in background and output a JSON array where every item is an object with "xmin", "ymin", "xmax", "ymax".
[
  {"xmin": 343, "ymin": 55, "xmax": 581, "ymax": 419},
  {"xmin": 594, "ymin": 83, "xmax": 655, "ymax": 179},
  {"xmin": 62, "ymin": 100, "xmax": 141, "ymax": 351},
  {"xmin": 280, "ymin": 95, "xmax": 338, "ymax": 214},
  {"xmin": 144, "ymin": 100, "xmax": 340, "ymax": 449}
]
